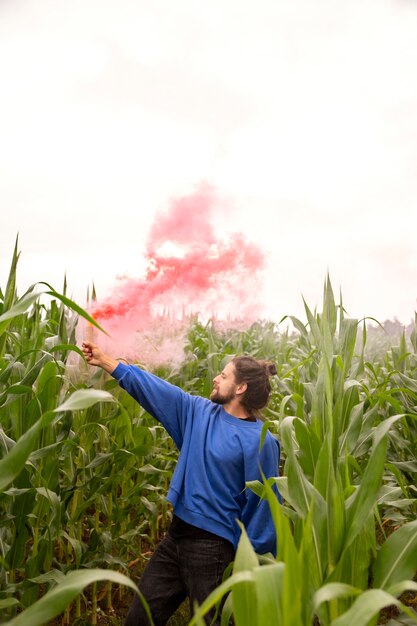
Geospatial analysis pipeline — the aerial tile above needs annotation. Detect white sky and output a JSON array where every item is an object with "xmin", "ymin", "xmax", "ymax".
[{"xmin": 0, "ymin": 0, "xmax": 416, "ymax": 325}]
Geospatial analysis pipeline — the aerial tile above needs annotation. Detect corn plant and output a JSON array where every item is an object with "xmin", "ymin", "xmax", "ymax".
[
  {"xmin": 0, "ymin": 241, "xmax": 159, "ymax": 623},
  {"xmin": 2, "ymin": 240, "xmax": 417, "ymax": 626},
  {"xmin": 188, "ymin": 277, "xmax": 417, "ymax": 625}
]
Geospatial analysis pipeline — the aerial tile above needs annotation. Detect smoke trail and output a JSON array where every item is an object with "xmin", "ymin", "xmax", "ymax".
[{"xmin": 86, "ymin": 184, "xmax": 266, "ymax": 364}]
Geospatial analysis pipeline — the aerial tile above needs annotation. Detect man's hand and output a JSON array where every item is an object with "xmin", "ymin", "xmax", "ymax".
[{"xmin": 81, "ymin": 341, "xmax": 119, "ymax": 374}]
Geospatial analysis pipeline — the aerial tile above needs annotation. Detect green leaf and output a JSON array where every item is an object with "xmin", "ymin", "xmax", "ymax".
[
  {"xmin": 325, "ymin": 443, "xmax": 346, "ymax": 569},
  {"xmin": 313, "ymin": 582, "xmax": 361, "ymax": 613},
  {"xmin": 4, "ymin": 568, "xmax": 152, "ymax": 626},
  {"xmin": 263, "ymin": 471, "xmax": 304, "ymax": 626},
  {"xmin": 0, "ymin": 597, "xmax": 20, "ymax": 610},
  {"xmin": 54, "ymin": 389, "xmax": 116, "ymax": 412},
  {"xmin": 0, "ymin": 391, "xmax": 115, "ymax": 492},
  {"xmin": 345, "ymin": 415, "xmax": 403, "ymax": 548},
  {"xmin": 280, "ymin": 417, "xmax": 316, "ymax": 517},
  {"xmin": 138, "ymin": 463, "xmax": 171, "ymax": 475},
  {"xmin": 2, "ymin": 235, "xmax": 20, "ymax": 312},
  {"xmin": 303, "ymin": 298, "xmax": 322, "ymax": 349},
  {"xmin": 253, "ymin": 563, "xmax": 284, "ymax": 626},
  {"xmin": 330, "ymin": 589, "xmax": 412, "ymax": 626},
  {"xmin": 387, "ymin": 580, "xmax": 417, "ymax": 598},
  {"xmin": 38, "ymin": 283, "xmax": 109, "ymax": 336},
  {"xmin": 0, "ymin": 291, "xmax": 41, "ymax": 334},
  {"xmin": 188, "ymin": 571, "xmax": 255, "ymax": 626},
  {"xmin": 373, "ymin": 520, "xmax": 417, "ymax": 589},
  {"xmin": 232, "ymin": 523, "xmax": 258, "ymax": 626},
  {"xmin": 0, "ymin": 410, "xmax": 55, "ymax": 492}
]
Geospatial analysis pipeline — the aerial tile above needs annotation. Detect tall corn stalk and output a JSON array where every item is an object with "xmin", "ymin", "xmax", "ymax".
[
  {"xmin": 0, "ymin": 241, "xmax": 158, "ymax": 623},
  {"xmin": 188, "ymin": 277, "xmax": 417, "ymax": 626}
]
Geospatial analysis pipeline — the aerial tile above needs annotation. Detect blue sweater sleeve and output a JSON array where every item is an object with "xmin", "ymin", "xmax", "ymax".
[
  {"xmin": 112, "ymin": 362, "xmax": 192, "ymax": 449},
  {"xmin": 241, "ymin": 436, "xmax": 280, "ymax": 555}
]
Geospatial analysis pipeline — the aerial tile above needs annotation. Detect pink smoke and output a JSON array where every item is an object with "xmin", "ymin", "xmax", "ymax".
[{"xmin": 86, "ymin": 184, "xmax": 266, "ymax": 364}]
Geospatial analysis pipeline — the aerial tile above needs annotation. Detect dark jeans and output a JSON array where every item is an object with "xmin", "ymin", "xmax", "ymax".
[{"xmin": 125, "ymin": 532, "xmax": 235, "ymax": 626}]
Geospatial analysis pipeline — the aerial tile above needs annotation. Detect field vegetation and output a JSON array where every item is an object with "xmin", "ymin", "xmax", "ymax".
[{"xmin": 1, "ymin": 241, "xmax": 417, "ymax": 626}]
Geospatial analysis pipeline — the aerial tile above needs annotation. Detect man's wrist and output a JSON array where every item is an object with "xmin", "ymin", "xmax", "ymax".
[{"xmin": 101, "ymin": 356, "xmax": 119, "ymax": 375}]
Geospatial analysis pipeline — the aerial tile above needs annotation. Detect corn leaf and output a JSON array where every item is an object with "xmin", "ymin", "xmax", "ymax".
[
  {"xmin": 54, "ymin": 389, "xmax": 115, "ymax": 412},
  {"xmin": 253, "ymin": 563, "xmax": 284, "ymax": 626},
  {"xmin": 232, "ymin": 524, "xmax": 258, "ymax": 626},
  {"xmin": 330, "ymin": 589, "xmax": 417, "ymax": 626},
  {"xmin": 189, "ymin": 572, "xmax": 255, "ymax": 626},
  {"xmin": 373, "ymin": 520, "xmax": 417, "ymax": 589},
  {"xmin": 4, "ymin": 569, "xmax": 151, "ymax": 626},
  {"xmin": 345, "ymin": 415, "xmax": 403, "ymax": 548},
  {"xmin": 313, "ymin": 582, "xmax": 361, "ymax": 613},
  {"xmin": 0, "ymin": 410, "xmax": 55, "ymax": 492}
]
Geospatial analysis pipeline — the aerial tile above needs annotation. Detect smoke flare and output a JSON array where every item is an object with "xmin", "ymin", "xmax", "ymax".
[{"xmin": 87, "ymin": 185, "xmax": 266, "ymax": 364}]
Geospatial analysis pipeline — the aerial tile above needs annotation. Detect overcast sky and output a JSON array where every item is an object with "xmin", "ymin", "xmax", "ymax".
[{"xmin": 0, "ymin": 0, "xmax": 416, "ymax": 326}]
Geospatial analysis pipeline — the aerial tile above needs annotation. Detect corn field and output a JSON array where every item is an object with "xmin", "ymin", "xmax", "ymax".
[{"xmin": 1, "ymin": 241, "xmax": 417, "ymax": 626}]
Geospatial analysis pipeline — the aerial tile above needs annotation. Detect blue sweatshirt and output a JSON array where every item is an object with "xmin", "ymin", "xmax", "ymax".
[{"xmin": 112, "ymin": 362, "xmax": 280, "ymax": 555}]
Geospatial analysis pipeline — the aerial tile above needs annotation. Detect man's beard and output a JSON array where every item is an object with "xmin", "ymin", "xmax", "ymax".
[{"xmin": 210, "ymin": 388, "xmax": 236, "ymax": 405}]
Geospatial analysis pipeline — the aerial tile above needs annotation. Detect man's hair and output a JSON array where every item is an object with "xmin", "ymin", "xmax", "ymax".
[{"xmin": 231, "ymin": 355, "xmax": 277, "ymax": 417}]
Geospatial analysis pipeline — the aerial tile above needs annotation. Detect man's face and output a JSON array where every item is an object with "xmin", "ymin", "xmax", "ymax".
[{"xmin": 210, "ymin": 362, "xmax": 238, "ymax": 405}]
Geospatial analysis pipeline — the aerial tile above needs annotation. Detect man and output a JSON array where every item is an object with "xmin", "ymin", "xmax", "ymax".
[{"xmin": 81, "ymin": 341, "xmax": 280, "ymax": 626}]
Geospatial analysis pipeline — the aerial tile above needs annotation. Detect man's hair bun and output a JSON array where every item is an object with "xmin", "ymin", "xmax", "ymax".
[
  {"xmin": 267, "ymin": 362, "xmax": 277, "ymax": 376},
  {"xmin": 260, "ymin": 360, "xmax": 277, "ymax": 377}
]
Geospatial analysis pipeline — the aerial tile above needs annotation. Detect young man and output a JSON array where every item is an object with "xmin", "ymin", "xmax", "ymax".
[{"xmin": 81, "ymin": 341, "xmax": 280, "ymax": 626}]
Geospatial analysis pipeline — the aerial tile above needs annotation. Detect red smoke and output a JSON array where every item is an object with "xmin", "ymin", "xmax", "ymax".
[{"xmin": 88, "ymin": 184, "xmax": 266, "ymax": 363}]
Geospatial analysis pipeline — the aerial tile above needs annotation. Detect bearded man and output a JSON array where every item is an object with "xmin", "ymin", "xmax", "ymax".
[{"xmin": 81, "ymin": 341, "xmax": 281, "ymax": 626}]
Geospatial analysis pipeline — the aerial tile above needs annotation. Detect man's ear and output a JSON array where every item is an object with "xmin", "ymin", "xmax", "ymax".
[{"xmin": 236, "ymin": 382, "xmax": 247, "ymax": 396}]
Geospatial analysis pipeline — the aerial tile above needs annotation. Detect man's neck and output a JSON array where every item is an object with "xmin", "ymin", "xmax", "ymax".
[{"xmin": 223, "ymin": 400, "xmax": 251, "ymax": 420}]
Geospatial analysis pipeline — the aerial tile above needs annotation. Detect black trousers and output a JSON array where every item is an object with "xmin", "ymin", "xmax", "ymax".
[{"xmin": 125, "ymin": 532, "xmax": 235, "ymax": 626}]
